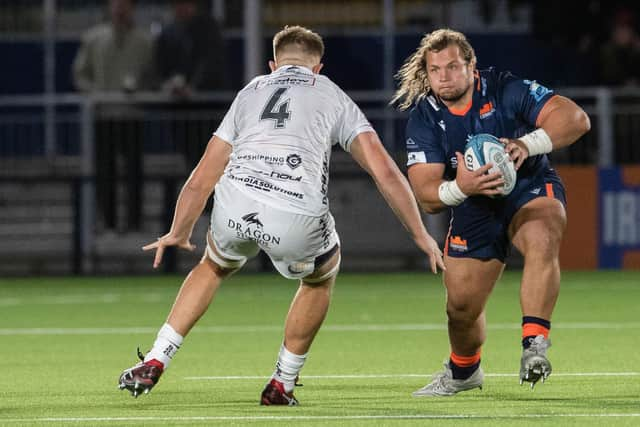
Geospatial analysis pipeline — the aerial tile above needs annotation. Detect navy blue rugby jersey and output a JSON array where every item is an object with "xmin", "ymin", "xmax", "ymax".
[{"xmin": 405, "ymin": 68, "xmax": 556, "ymax": 180}]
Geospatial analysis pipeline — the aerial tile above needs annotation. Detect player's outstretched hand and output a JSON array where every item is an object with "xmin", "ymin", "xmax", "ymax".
[
  {"xmin": 454, "ymin": 152, "xmax": 504, "ymax": 197},
  {"xmin": 500, "ymin": 137, "xmax": 529, "ymax": 170},
  {"xmin": 142, "ymin": 233, "xmax": 196, "ymax": 269},
  {"xmin": 418, "ymin": 234, "xmax": 446, "ymax": 274}
]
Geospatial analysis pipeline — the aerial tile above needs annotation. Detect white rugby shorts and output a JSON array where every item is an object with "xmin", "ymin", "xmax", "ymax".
[{"xmin": 208, "ymin": 183, "xmax": 340, "ymax": 280}]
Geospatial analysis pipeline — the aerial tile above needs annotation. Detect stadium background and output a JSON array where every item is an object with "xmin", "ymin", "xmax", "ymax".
[{"xmin": 1, "ymin": 0, "xmax": 639, "ymax": 275}]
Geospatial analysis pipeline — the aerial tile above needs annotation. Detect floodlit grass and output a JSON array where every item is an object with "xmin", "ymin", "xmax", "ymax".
[{"xmin": 0, "ymin": 271, "xmax": 639, "ymax": 426}]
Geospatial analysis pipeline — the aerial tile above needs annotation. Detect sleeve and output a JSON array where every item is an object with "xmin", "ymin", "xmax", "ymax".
[
  {"xmin": 331, "ymin": 89, "xmax": 375, "ymax": 152},
  {"xmin": 213, "ymin": 94, "xmax": 240, "ymax": 144},
  {"xmin": 500, "ymin": 73, "xmax": 555, "ymax": 126},
  {"xmin": 405, "ymin": 107, "xmax": 445, "ymax": 167}
]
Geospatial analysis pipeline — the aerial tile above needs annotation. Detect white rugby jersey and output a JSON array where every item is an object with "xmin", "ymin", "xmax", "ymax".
[{"xmin": 214, "ymin": 65, "xmax": 374, "ymax": 216}]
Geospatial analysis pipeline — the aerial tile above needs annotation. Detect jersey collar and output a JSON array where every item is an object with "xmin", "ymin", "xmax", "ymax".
[
  {"xmin": 444, "ymin": 71, "xmax": 481, "ymax": 117},
  {"xmin": 274, "ymin": 64, "xmax": 315, "ymax": 75}
]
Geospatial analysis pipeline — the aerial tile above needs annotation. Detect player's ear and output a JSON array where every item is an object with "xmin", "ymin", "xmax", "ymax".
[
  {"xmin": 268, "ymin": 60, "xmax": 277, "ymax": 72},
  {"xmin": 312, "ymin": 62, "xmax": 323, "ymax": 74}
]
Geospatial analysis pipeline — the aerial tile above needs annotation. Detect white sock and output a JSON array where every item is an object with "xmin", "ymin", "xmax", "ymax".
[
  {"xmin": 143, "ymin": 323, "xmax": 184, "ymax": 369},
  {"xmin": 272, "ymin": 344, "xmax": 307, "ymax": 392}
]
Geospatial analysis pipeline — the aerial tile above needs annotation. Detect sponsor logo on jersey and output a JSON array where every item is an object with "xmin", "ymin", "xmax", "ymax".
[
  {"xmin": 406, "ymin": 137, "xmax": 416, "ymax": 146},
  {"xmin": 246, "ymin": 167, "xmax": 303, "ymax": 182},
  {"xmin": 228, "ymin": 173, "xmax": 305, "ymax": 200},
  {"xmin": 241, "ymin": 212, "xmax": 264, "ymax": 228},
  {"xmin": 450, "ymin": 155, "xmax": 458, "ymax": 169},
  {"xmin": 286, "ymin": 153, "xmax": 302, "ymax": 169},
  {"xmin": 320, "ymin": 152, "xmax": 329, "ymax": 205},
  {"xmin": 438, "ymin": 120, "xmax": 446, "ymax": 130},
  {"xmin": 524, "ymin": 80, "xmax": 553, "ymax": 102},
  {"xmin": 530, "ymin": 187, "xmax": 541, "ymax": 195},
  {"xmin": 255, "ymin": 76, "xmax": 316, "ymax": 89},
  {"xmin": 228, "ymin": 215, "xmax": 281, "ymax": 246},
  {"xmin": 479, "ymin": 101, "xmax": 495, "ymax": 119},
  {"xmin": 237, "ymin": 153, "xmax": 286, "ymax": 166},
  {"xmin": 319, "ymin": 213, "xmax": 332, "ymax": 249},
  {"xmin": 449, "ymin": 235, "xmax": 468, "ymax": 252}
]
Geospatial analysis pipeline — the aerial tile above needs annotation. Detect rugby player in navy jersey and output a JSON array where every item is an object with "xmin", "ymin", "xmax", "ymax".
[{"xmin": 392, "ymin": 28, "xmax": 590, "ymax": 395}]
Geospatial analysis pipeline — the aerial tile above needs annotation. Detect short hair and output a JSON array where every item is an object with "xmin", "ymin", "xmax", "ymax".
[
  {"xmin": 272, "ymin": 25, "xmax": 324, "ymax": 60},
  {"xmin": 391, "ymin": 28, "xmax": 476, "ymax": 110}
]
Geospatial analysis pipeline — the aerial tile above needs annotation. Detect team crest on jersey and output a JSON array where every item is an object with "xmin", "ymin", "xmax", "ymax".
[
  {"xmin": 286, "ymin": 154, "xmax": 302, "ymax": 169},
  {"xmin": 449, "ymin": 235, "xmax": 468, "ymax": 252},
  {"xmin": 479, "ymin": 101, "xmax": 495, "ymax": 119}
]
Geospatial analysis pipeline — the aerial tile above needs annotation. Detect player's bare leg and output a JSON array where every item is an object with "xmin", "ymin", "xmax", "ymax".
[
  {"xmin": 510, "ymin": 197, "xmax": 566, "ymax": 387},
  {"xmin": 118, "ymin": 245, "xmax": 238, "ymax": 398},
  {"xmin": 444, "ymin": 257, "xmax": 503, "ymax": 355},
  {"xmin": 414, "ymin": 257, "xmax": 502, "ymax": 397},
  {"xmin": 167, "ymin": 253, "xmax": 237, "ymax": 336},
  {"xmin": 261, "ymin": 248, "xmax": 340, "ymax": 406}
]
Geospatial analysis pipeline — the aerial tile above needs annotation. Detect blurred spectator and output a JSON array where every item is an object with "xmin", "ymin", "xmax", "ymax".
[
  {"xmin": 73, "ymin": 0, "xmax": 154, "ymax": 92},
  {"xmin": 154, "ymin": 0, "xmax": 230, "ymax": 170},
  {"xmin": 531, "ymin": 0, "xmax": 604, "ymax": 85},
  {"xmin": 72, "ymin": 0, "xmax": 153, "ymax": 232},
  {"xmin": 155, "ymin": 0, "xmax": 229, "ymax": 98},
  {"xmin": 599, "ymin": 8, "xmax": 640, "ymax": 86}
]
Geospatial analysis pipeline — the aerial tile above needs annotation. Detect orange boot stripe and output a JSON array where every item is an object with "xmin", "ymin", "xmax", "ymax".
[
  {"xmin": 522, "ymin": 323, "xmax": 549, "ymax": 339},
  {"xmin": 450, "ymin": 351, "xmax": 481, "ymax": 367}
]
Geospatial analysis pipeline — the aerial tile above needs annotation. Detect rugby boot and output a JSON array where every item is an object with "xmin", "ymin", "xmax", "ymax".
[
  {"xmin": 118, "ymin": 348, "xmax": 164, "ymax": 398},
  {"xmin": 520, "ymin": 335, "xmax": 552, "ymax": 389},
  {"xmin": 412, "ymin": 362, "xmax": 484, "ymax": 397},
  {"xmin": 260, "ymin": 378, "xmax": 299, "ymax": 406}
]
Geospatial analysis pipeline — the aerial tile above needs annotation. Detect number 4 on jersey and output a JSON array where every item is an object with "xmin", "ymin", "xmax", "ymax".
[{"xmin": 261, "ymin": 87, "xmax": 291, "ymax": 129}]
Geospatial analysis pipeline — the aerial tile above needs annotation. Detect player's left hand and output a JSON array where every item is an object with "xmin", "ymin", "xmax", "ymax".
[
  {"xmin": 500, "ymin": 137, "xmax": 528, "ymax": 170},
  {"xmin": 142, "ymin": 233, "xmax": 196, "ymax": 269}
]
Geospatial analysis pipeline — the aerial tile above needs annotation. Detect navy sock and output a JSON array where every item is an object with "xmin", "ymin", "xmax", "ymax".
[
  {"xmin": 522, "ymin": 316, "xmax": 551, "ymax": 349},
  {"xmin": 449, "ymin": 359, "xmax": 480, "ymax": 380}
]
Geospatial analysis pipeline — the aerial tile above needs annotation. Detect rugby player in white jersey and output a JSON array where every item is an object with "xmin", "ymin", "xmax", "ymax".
[{"xmin": 118, "ymin": 25, "xmax": 445, "ymax": 405}]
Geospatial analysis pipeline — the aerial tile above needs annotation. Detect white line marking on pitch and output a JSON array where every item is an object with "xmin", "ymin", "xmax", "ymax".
[
  {"xmin": 1, "ymin": 322, "xmax": 640, "ymax": 335},
  {"xmin": 184, "ymin": 372, "xmax": 640, "ymax": 380},
  {"xmin": 3, "ymin": 414, "xmax": 640, "ymax": 423}
]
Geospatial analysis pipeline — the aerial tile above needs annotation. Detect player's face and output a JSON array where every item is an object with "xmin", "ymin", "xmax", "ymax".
[{"xmin": 425, "ymin": 44, "xmax": 474, "ymax": 103}]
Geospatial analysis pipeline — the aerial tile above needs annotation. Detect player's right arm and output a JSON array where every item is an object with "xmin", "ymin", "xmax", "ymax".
[
  {"xmin": 143, "ymin": 135, "xmax": 232, "ymax": 268},
  {"xmin": 404, "ymin": 109, "xmax": 502, "ymax": 214},
  {"xmin": 409, "ymin": 154, "xmax": 504, "ymax": 214}
]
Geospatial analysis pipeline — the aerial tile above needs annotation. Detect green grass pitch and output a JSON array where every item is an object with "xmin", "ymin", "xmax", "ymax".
[{"xmin": 0, "ymin": 271, "xmax": 639, "ymax": 426}]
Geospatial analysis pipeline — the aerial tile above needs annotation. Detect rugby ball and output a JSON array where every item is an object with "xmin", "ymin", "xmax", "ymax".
[{"xmin": 463, "ymin": 133, "xmax": 516, "ymax": 197}]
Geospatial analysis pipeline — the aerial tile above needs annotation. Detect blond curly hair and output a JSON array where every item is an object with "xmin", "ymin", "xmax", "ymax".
[{"xmin": 391, "ymin": 29, "xmax": 476, "ymax": 110}]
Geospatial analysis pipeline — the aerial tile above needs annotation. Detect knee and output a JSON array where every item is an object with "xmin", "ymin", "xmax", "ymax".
[
  {"xmin": 522, "ymin": 230, "xmax": 563, "ymax": 261},
  {"xmin": 446, "ymin": 300, "xmax": 482, "ymax": 325}
]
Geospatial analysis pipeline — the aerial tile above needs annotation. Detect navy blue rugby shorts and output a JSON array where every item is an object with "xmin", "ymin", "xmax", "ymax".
[{"xmin": 445, "ymin": 167, "xmax": 566, "ymax": 262}]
